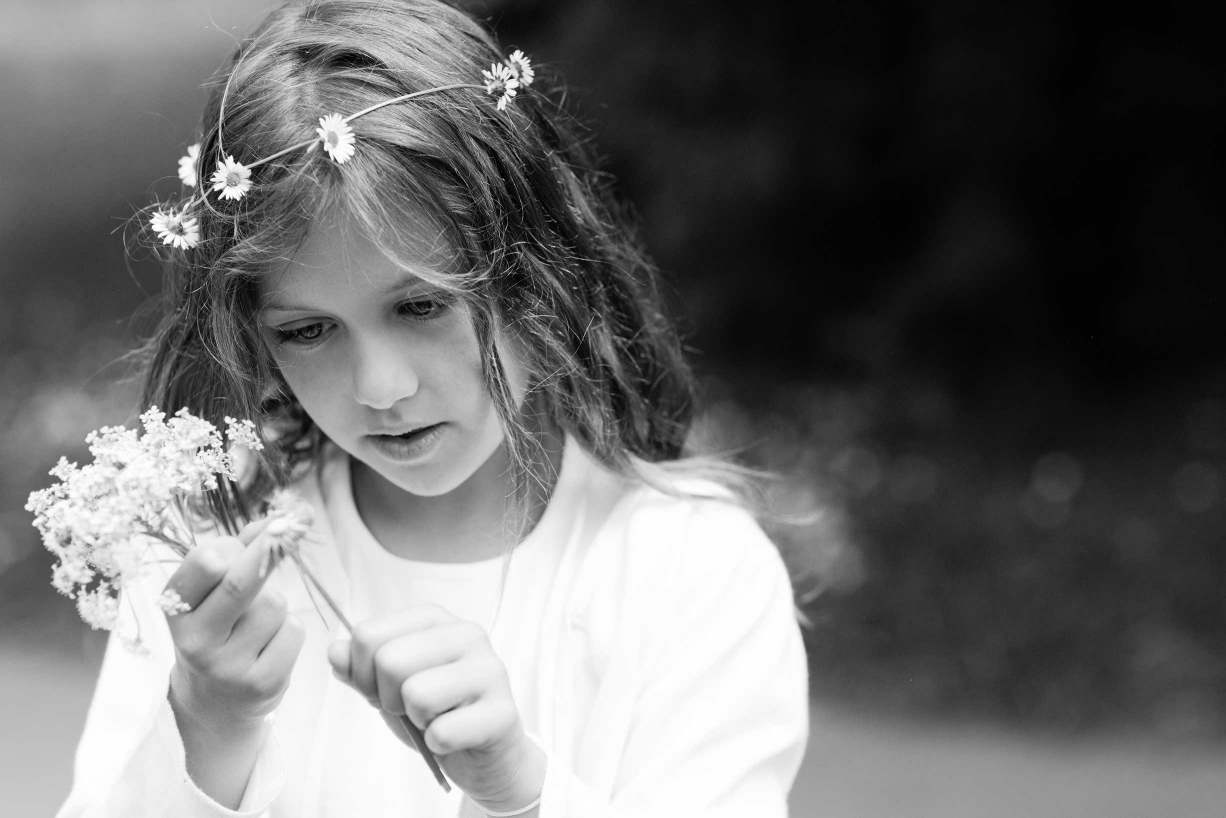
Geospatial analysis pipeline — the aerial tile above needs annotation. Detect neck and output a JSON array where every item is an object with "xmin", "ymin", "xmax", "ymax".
[{"xmin": 351, "ymin": 424, "xmax": 565, "ymax": 563}]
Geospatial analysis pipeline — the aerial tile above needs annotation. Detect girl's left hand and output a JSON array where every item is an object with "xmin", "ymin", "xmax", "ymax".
[{"xmin": 326, "ymin": 605, "xmax": 545, "ymax": 814}]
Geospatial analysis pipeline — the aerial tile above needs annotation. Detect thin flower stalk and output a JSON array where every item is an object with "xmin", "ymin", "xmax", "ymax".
[{"xmin": 282, "ymin": 546, "xmax": 450, "ymax": 791}]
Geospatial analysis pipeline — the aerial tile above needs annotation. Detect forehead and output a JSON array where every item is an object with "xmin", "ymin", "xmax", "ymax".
[{"xmin": 260, "ymin": 214, "xmax": 454, "ymax": 307}]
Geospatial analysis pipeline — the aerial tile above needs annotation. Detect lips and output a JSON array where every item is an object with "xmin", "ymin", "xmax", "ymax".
[
  {"xmin": 369, "ymin": 423, "xmax": 436, "ymax": 438},
  {"xmin": 366, "ymin": 422, "xmax": 446, "ymax": 462}
]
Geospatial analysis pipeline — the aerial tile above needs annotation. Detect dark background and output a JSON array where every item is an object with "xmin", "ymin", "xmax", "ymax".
[
  {"xmin": 0, "ymin": 0, "xmax": 1223, "ymax": 811},
  {"xmin": 481, "ymin": 0, "xmax": 1226, "ymax": 736}
]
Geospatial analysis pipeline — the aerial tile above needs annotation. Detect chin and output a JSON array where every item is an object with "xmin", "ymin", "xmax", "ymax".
[
  {"xmin": 387, "ymin": 466, "xmax": 470, "ymax": 498},
  {"xmin": 368, "ymin": 437, "xmax": 508, "ymax": 499}
]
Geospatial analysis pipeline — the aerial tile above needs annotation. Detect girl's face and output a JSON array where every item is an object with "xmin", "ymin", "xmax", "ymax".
[{"xmin": 257, "ymin": 216, "xmax": 526, "ymax": 500}]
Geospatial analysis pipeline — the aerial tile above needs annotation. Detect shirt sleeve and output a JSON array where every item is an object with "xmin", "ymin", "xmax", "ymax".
[
  {"xmin": 55, "ymin": 569, "xmax": 287, "ymax": 818},
  {"xmin": 537, "ymin": 499, "xmax": 810, "ymax": 817}
]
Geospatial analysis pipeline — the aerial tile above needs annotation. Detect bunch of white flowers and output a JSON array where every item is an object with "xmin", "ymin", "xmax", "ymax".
[
  {"xmin": 25, "ymin": 407, "xmax": 267, "ymax": 631},
  {"xmin": 29, "ymin": 408, "xmax": 446, "ymax": 788}
]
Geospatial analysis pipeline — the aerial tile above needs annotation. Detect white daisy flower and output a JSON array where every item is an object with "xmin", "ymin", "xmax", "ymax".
[
  {"xmin": 150, "ymin": 209, "xmax": 200, "ymax": 250},
  {"xmin": 210, "ymin": 155, "xmax": 252, "ymax": 201},
  {"xmin": 481, "ymin": 62, "xmax": 513, "ymax": 93},
  {"xmin": 507, "ymin": 50, "xmax": 534, "ymax": 87},
  {"xmin": 177, "ymin": 143, "xmax": 200, "ymax": 187},
  {"xmin": 481, "ymin": 62, "xmax": 520, "ymax": 111},
  {"xmin": 316, "ymin": 113, "xmax": 356, "ymax": 164}
]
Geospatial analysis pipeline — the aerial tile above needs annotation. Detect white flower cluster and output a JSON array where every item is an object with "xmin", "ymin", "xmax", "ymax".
[
  {"xmin": 157, "ymin": 587, "xmax": 192, "ymax": 616},
  {"xmin": 149, "ymin": 49, "xmax": 534, "ymax": 251},
  {"xmin": 25, "ymin": 407, "xmax": 264, "ymax": 631}
]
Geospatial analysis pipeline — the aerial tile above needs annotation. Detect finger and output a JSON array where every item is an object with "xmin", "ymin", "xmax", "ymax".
[
  {"xmin": 163, "ymin": 514, "xmax": 273, "ymax": 613},
  {"xmin": 165, "ymin": 537, "xmax": 244, "ymax": 612},
  {"xmin": 326, "ymin": 641, "xmax": 379, "ymax": 707},
  {"xmin": 189, "ymin": 527, "xmax": 289, "ymax": 639},
  {"xmin": 228, "ymin": 589, "xmax": 290, "ymax": 656},
  {"xmin": 398, "ymin": 658, "xmax": 486, "ymax": 725},
  {"xmin": 328, "ymin": 640, "xmax": 379, "ymax": 705},
  {"xmin": 237, "ymin": 515, "xmax": 275, "ymax": 546},
  {"xmin": 423, "ymin": 696, "xmax": 521, "ymax": 756},
  {"xmin": 377, "ymin": 709, "xmax": 423, "ymax": 755},
  {"xmin": 253, "ymin": 614, "xmax": 306, "ymax": 676},
  {"xmin": 347, "ymin": 606, "xmax": 456, "ymax": 700},
  {"xmin": 327, "ymin": 639, "xmax": 351, "ymax": 682},
  {"xmin": 373, "ymin": 625, "xmax": 479, "ymax": 714}
]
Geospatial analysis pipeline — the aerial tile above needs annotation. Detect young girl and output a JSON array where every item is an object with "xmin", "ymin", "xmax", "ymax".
[{"xmin": 58, "ymin": 1, "xmax": 808, "ymax": 815}]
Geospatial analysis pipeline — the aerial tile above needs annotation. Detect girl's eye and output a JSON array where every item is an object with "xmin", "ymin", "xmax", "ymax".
[
  {"xmin": 399, "ymin": 296, "xmax": 453, "ymax": 320},
  {"xmin": 272, "ymin": 321, "xmax": 330, "ymax": 347}
]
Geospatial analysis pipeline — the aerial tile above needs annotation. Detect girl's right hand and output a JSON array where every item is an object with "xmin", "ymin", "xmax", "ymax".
[{"xmin": 164, "ymin": 517, "xmax": 306, "ymax": 741}]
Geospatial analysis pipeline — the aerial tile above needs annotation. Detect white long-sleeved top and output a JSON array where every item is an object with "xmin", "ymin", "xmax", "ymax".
[{"xmin": 56, "ymin": 437, "xmax": 809, "ymax": 817}]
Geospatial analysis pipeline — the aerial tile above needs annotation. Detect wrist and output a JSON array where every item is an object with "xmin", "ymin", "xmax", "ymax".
[
  {"xmin": 167, "ymin": 674, "xmax": 271, "ymax": 810},
  {"xmin": 472, "ymin": 735, "xmax": 546, "ymax": 816},
  {"xmin": 168, "ymin": 670, "xmax": 268, "ymax": 747}
]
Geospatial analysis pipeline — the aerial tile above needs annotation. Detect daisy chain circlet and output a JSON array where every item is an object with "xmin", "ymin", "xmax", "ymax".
[{"xmin": 148, "ymin": 49, "xmax": 535, "ymax": 251}]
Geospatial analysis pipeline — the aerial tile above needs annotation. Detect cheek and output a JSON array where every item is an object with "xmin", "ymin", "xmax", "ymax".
[
  {"xmin": 494, "ymin": 335, "xmax": 532, "ymax": 408},
  {"xmin": 442, "ymin": 306, "xmax": 498, "ymax": 399},
  {"xmin": 270, "ymin": 349, "xmax": 341, "ymax": 416}
]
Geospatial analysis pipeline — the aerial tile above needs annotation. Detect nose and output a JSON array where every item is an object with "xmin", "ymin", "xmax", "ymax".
[{"xmin": 351, "ymin": 331, "xmax": 419, "ymax": 410}]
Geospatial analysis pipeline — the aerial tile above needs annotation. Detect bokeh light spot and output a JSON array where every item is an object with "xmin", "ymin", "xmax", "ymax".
[
  {"xmin": 832, "ymin": 445, "xmax": 884, "ymax": 497},
  {"xmin": 1031, "ymin": 451, "xmax": 1084, "ymax": 503},
  {"xmin": 1019, "ymin": 490, "xmax": 1071, "ymax": 529}
]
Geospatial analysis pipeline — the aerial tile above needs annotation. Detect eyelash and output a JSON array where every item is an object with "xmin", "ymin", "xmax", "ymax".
[
  {"xmin": 398, "ymin": 296, "xmax": 453, "ymax": 320},
  {"xmin": 272, "ymin": 322, "xmax": 330, "ymax": 346},
  {"xmin": 270, "ymin": 296, "xmax": 454, "ymax": 347}
]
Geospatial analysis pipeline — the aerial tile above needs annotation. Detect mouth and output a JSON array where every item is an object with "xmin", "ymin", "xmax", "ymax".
[
  {"xmin": 366, "ymin": 423, "xmax": 447, "ymax": 461},
  {"xmin": 372, "ymin": 426, "xmax": 436, "ymax": 439},
  {"xmin": 370, "ymin": 423, "xmax": 440, "ymax": 442}
]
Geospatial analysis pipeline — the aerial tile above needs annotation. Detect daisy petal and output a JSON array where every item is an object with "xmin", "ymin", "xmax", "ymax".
[
  {"xmin": 316, "ymin": 113, "xmax": 356, "ymax": 164},
  {"xmin": 210, "ymin": 155, "xmax": 252, "ymax": 201},
  {"xmin": 483, "ymin": 63, "xmax": 520, "ymax": 111},
  {"xmin": 177, "ymin": 143, "xmax": 200, "ymax": 187},
  {"xmin": 150, "ymin": 210, "xmax": 200, "ymax": 250},
  {"xmin": 508, "ymin": 50, "xmax": 534, "ymax": 87}
]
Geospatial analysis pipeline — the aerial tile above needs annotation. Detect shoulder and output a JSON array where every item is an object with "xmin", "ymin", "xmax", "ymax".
[
  {"xmin": 579, "ymin": 460, "xmax": 793, "ymax": 614},
  {"xmin": 567, "ymin": 460, "xmax": 804, "ymax": 691}
]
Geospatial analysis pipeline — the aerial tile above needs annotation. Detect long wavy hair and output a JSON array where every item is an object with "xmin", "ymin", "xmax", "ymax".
[{"xmin": 136, "ymin": 0, "xmax": 747, "ymax": 534}]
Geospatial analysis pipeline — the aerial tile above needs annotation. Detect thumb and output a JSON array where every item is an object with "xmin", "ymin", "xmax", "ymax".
[{"xmin": 327, "ymin": 638, "xmax": 352, "ymax": 681}]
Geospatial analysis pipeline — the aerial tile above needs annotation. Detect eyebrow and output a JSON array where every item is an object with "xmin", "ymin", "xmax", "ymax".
[{"xmin": 259, "ymin": 272, "xmax": 429, "ymax": 314}]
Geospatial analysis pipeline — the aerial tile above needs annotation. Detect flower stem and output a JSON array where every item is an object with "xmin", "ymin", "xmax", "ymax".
[
  {"xmin": 342, "ymin": 83, "xmax": 480, "ymax": 123},
  {"xmin": 285, "ymin": 547, "xmax": 352, "ymax": 631},
  {"xmin": 284, "ymin": 547, "xmax": 450, "ymax": 792}
]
